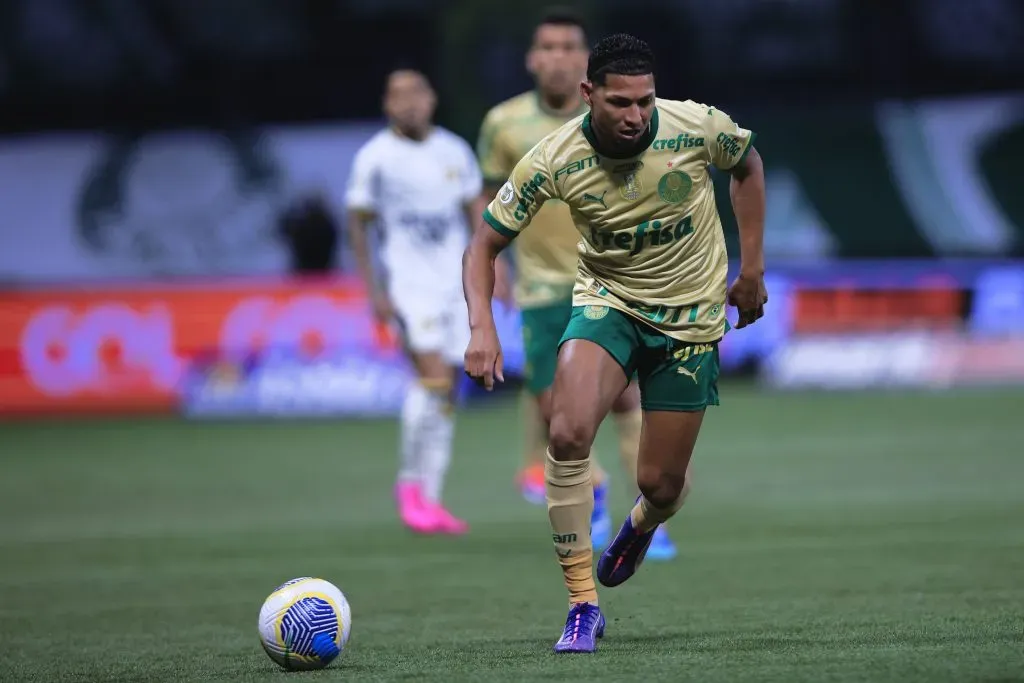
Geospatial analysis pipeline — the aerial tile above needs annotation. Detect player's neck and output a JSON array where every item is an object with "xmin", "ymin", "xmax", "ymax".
[
  {"xmin": 391, "ymin": 124, "xmax": 433, "ymax": 142},
  {"xmin": 536, "ymin": 90, "xmax": 585, "ymax": 118},
  {"xmin": 582, "ymin": 109, "xmax": 659, "ymax": 159}
]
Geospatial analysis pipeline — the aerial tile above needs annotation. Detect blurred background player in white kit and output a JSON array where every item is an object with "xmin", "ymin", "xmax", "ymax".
[{"xmin": 346, "ymin": 67, "xmax": 484, "ymax": 535}]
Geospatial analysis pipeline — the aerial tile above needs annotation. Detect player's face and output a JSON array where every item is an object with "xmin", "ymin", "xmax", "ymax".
[
  {"xmin": 582, "ymin": 73, "xmax": 656, "ymax": 150},
  {"xmin": 527, "ymin": 25, "xmax": 588, "ymax": 98},
  {"xmin": 384, "ymin": 71, "xmax": 436, "ymax": 136}
]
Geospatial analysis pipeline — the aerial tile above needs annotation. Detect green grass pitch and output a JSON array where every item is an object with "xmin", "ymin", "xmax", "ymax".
[{"xmin": 1, "ymin": 383, "xmax": 1022, "ymax": 682}]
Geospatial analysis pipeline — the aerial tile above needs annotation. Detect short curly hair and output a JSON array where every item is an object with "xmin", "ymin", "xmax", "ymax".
[{"xmin": 586, "ymin": 33, "xmax": 655, "ymax": 85}]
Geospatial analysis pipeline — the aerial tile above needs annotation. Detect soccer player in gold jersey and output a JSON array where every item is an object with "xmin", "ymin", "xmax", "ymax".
[
  {"xmin": 463, "ymin": 33, "xmax": 767, "ymax": 652},
  {"xmin": 475, "ymin": 9, "xmax": 675, "ymax": 558}
]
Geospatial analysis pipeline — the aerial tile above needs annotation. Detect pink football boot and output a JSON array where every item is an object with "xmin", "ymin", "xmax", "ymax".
[
  {"xmin": 394, "ymin": 482, "xmax": 436, "ymax": 533},
  {"xmin": 422, "ymin": 502, "xmax": 469, "ymax": 535}
]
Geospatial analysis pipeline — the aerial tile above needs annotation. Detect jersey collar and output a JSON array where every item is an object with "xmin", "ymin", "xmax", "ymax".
[
  {"xmin": 388, "ymin": 124, "xmax": 435, "ymax": 144},
  {"xmin": 581, "ymin": 107, "xmax": 659, "ymax": 159}
]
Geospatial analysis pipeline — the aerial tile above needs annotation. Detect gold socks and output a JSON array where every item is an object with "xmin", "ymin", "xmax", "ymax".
[{"xmin": 545, "ymin": 449, "xmax": 598, "ymax": 605}]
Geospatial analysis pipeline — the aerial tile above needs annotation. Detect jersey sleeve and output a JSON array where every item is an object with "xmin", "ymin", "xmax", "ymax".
[
  {"xmin": 476, "ymin": 109, "xmax": 513, "ymax": 188},
  {"xmin": 703, "ymin": 105, "xmax": 757, "ymax": 171},
  {"xmin": 344, "ymin": 142, "xmax": 378, "ymax": 213},
  {"xmin": 481, "ymin": 142, "xmax": 556, "ymax": 241}
]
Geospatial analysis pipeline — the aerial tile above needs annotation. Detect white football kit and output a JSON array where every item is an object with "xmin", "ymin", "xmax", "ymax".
[{"xmin": 346, "ymin": 126, "xmax": 482, "ymax": 363}]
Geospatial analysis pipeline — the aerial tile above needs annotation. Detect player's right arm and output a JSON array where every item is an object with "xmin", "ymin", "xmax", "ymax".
[
  {"xmin": 344, "ymin": 141, "xmax": 393, "ymax": 324},
  {"xmin": 463, "ymin": 143, "xmax": 556, "ymax": 390}
]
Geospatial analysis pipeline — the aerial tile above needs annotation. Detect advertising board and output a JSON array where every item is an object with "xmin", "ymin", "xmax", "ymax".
[{"xmin": 0, "ymin": 277, "xmax": 399, "ymax": 414}]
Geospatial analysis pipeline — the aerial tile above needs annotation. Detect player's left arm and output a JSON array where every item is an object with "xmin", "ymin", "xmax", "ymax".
[
  {"xmin": 705, "ymin": 106, "xmax": 768, "ymax": 327},
  {"xmin": 728, "ymin": 146, "xmax": 765, "ymax": 281}
]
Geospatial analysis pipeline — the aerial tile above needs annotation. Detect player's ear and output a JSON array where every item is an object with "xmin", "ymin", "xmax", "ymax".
[
  {"xmin": 525, "ymin": 47, "xmax": 539, "ymax": 77},
  {"xmin": 580, "ymin": 80, "xmax": 594, "ymax": 106}
]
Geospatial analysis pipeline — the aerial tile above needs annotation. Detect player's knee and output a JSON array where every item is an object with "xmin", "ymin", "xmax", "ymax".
[
  {"xmin": 637, "ymin": 466, "xmax": 688, "ymax": 508},
  {"xmin": 548, "ymin": 413, "xmax": 595, "ymax": 462}
]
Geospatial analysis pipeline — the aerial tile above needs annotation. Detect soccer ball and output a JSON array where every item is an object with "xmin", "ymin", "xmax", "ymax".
[{"xmin": 258, "ymin": 577, "xmax": 352, "ymax": 670}]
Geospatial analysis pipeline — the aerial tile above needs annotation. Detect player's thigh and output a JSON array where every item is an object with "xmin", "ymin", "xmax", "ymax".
[
  {"xmin": 635, "ymin": 338, "xmax": 720, "ymax": 495},
  {"xmin": 548, "ymin": 305, "xmax": 640, "ymax": 458},
  {"xmin": 520, "ymin": 300, "xmax": 573, "ymax": 423}
]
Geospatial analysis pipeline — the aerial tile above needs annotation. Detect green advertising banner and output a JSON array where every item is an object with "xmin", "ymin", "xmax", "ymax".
[{"xmin": 710, "ymin": 96, "xmax": 1024, "ymax": 259}]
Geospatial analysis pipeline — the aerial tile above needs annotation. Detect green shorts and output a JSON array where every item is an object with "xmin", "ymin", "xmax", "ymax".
[
  {"xmin": 520, "ymin": 300, "xmax": 573, "ymax": 395},
  {"xmin": 558, "ymin": 304, "xmax": 720, "ymax": 412}
]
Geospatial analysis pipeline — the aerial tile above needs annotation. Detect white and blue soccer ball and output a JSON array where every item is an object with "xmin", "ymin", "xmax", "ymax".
[{"xmin": 258, "ymin": 577, "xmax": 352, "ymax": 670}]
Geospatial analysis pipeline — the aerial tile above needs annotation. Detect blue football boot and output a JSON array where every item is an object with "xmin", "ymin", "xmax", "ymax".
[
  {"xmin": 596, "ymin": 513, "xmax": 657, "ymax": 587},
  {"xmin": 590, "ymin": 480, "xmax": 611, "ymax": 550},
  {"xmin": 553, "ymin": 602, "xmax": 606, "ymax": 653},
  {"xmin": 645, "ymin": 526, "xmax": 677, "ymax": 561}
]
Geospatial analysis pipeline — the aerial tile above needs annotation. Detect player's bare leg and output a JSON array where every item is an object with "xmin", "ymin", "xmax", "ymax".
[
  {"xmin": 546, "ymin": 339, "xmax": 627, "ymax": 652},
  {"xmin": 396, "ymin": 350, "xmax": 468, "ymax": 535},
  {"xmin": 597, "ymin": 410, "xmax": 700, "ymax": 587},
  {"xmin": 609, "ymin": 382, "xmax": 677, "ymax": 559}
]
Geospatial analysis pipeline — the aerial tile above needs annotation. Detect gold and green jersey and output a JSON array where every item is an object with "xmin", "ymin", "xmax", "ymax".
[
  {"xmin": 476, "ymin": 92, "xmax": 588, "ymax": 308},
  {"xmin": 483, "ymin": 98, "xmax": 756, "ymax": 343}
]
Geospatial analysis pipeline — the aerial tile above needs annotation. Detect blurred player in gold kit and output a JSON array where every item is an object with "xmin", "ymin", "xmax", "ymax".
[{"xmin": 475, "ymin": 9, "xmax": 675, "ymax": 558}]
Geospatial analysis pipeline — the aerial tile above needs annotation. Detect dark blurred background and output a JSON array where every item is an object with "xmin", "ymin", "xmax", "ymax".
[
  {"xmin": 1, "ymin": 0, "xmax": 1023, "ymax": 411},
  {"xmin": 2, "ymin": 0, "xmax": 1022, "ymax": 132}
]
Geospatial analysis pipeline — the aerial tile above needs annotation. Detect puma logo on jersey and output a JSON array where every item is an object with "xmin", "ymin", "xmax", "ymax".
[
  {"xmin": 582, "ymin": 190, "xmax": 607, "ymax": 208},
  {"xmin": 589, "ymin": 215, "xmax": 694, "ymax": 255}
]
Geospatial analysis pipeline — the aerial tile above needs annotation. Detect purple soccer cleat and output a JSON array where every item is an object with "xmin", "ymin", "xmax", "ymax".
[
  {"xmin": 596, "ymin": 513, "xmax": 657, "ymax": 588},
  {"xmin": 553, "ymin": 602, "xmax": 606, "ymax": 653}
]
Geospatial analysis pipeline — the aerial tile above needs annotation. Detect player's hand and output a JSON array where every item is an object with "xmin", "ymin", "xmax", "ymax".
[
  {"xmin": 371, "ymin": 290, "xmax": 396, "ymax": 325},
  {"xmin": 464, "ymin": 325, "xmax": 504, "ymax": 391},
  {"xmin": 493, "ymin": 257, "xmax": 513, "ymax": 306},
  {"xmin": 727, "ymin": 272, "xmax": 768, "ymax": 329}
]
